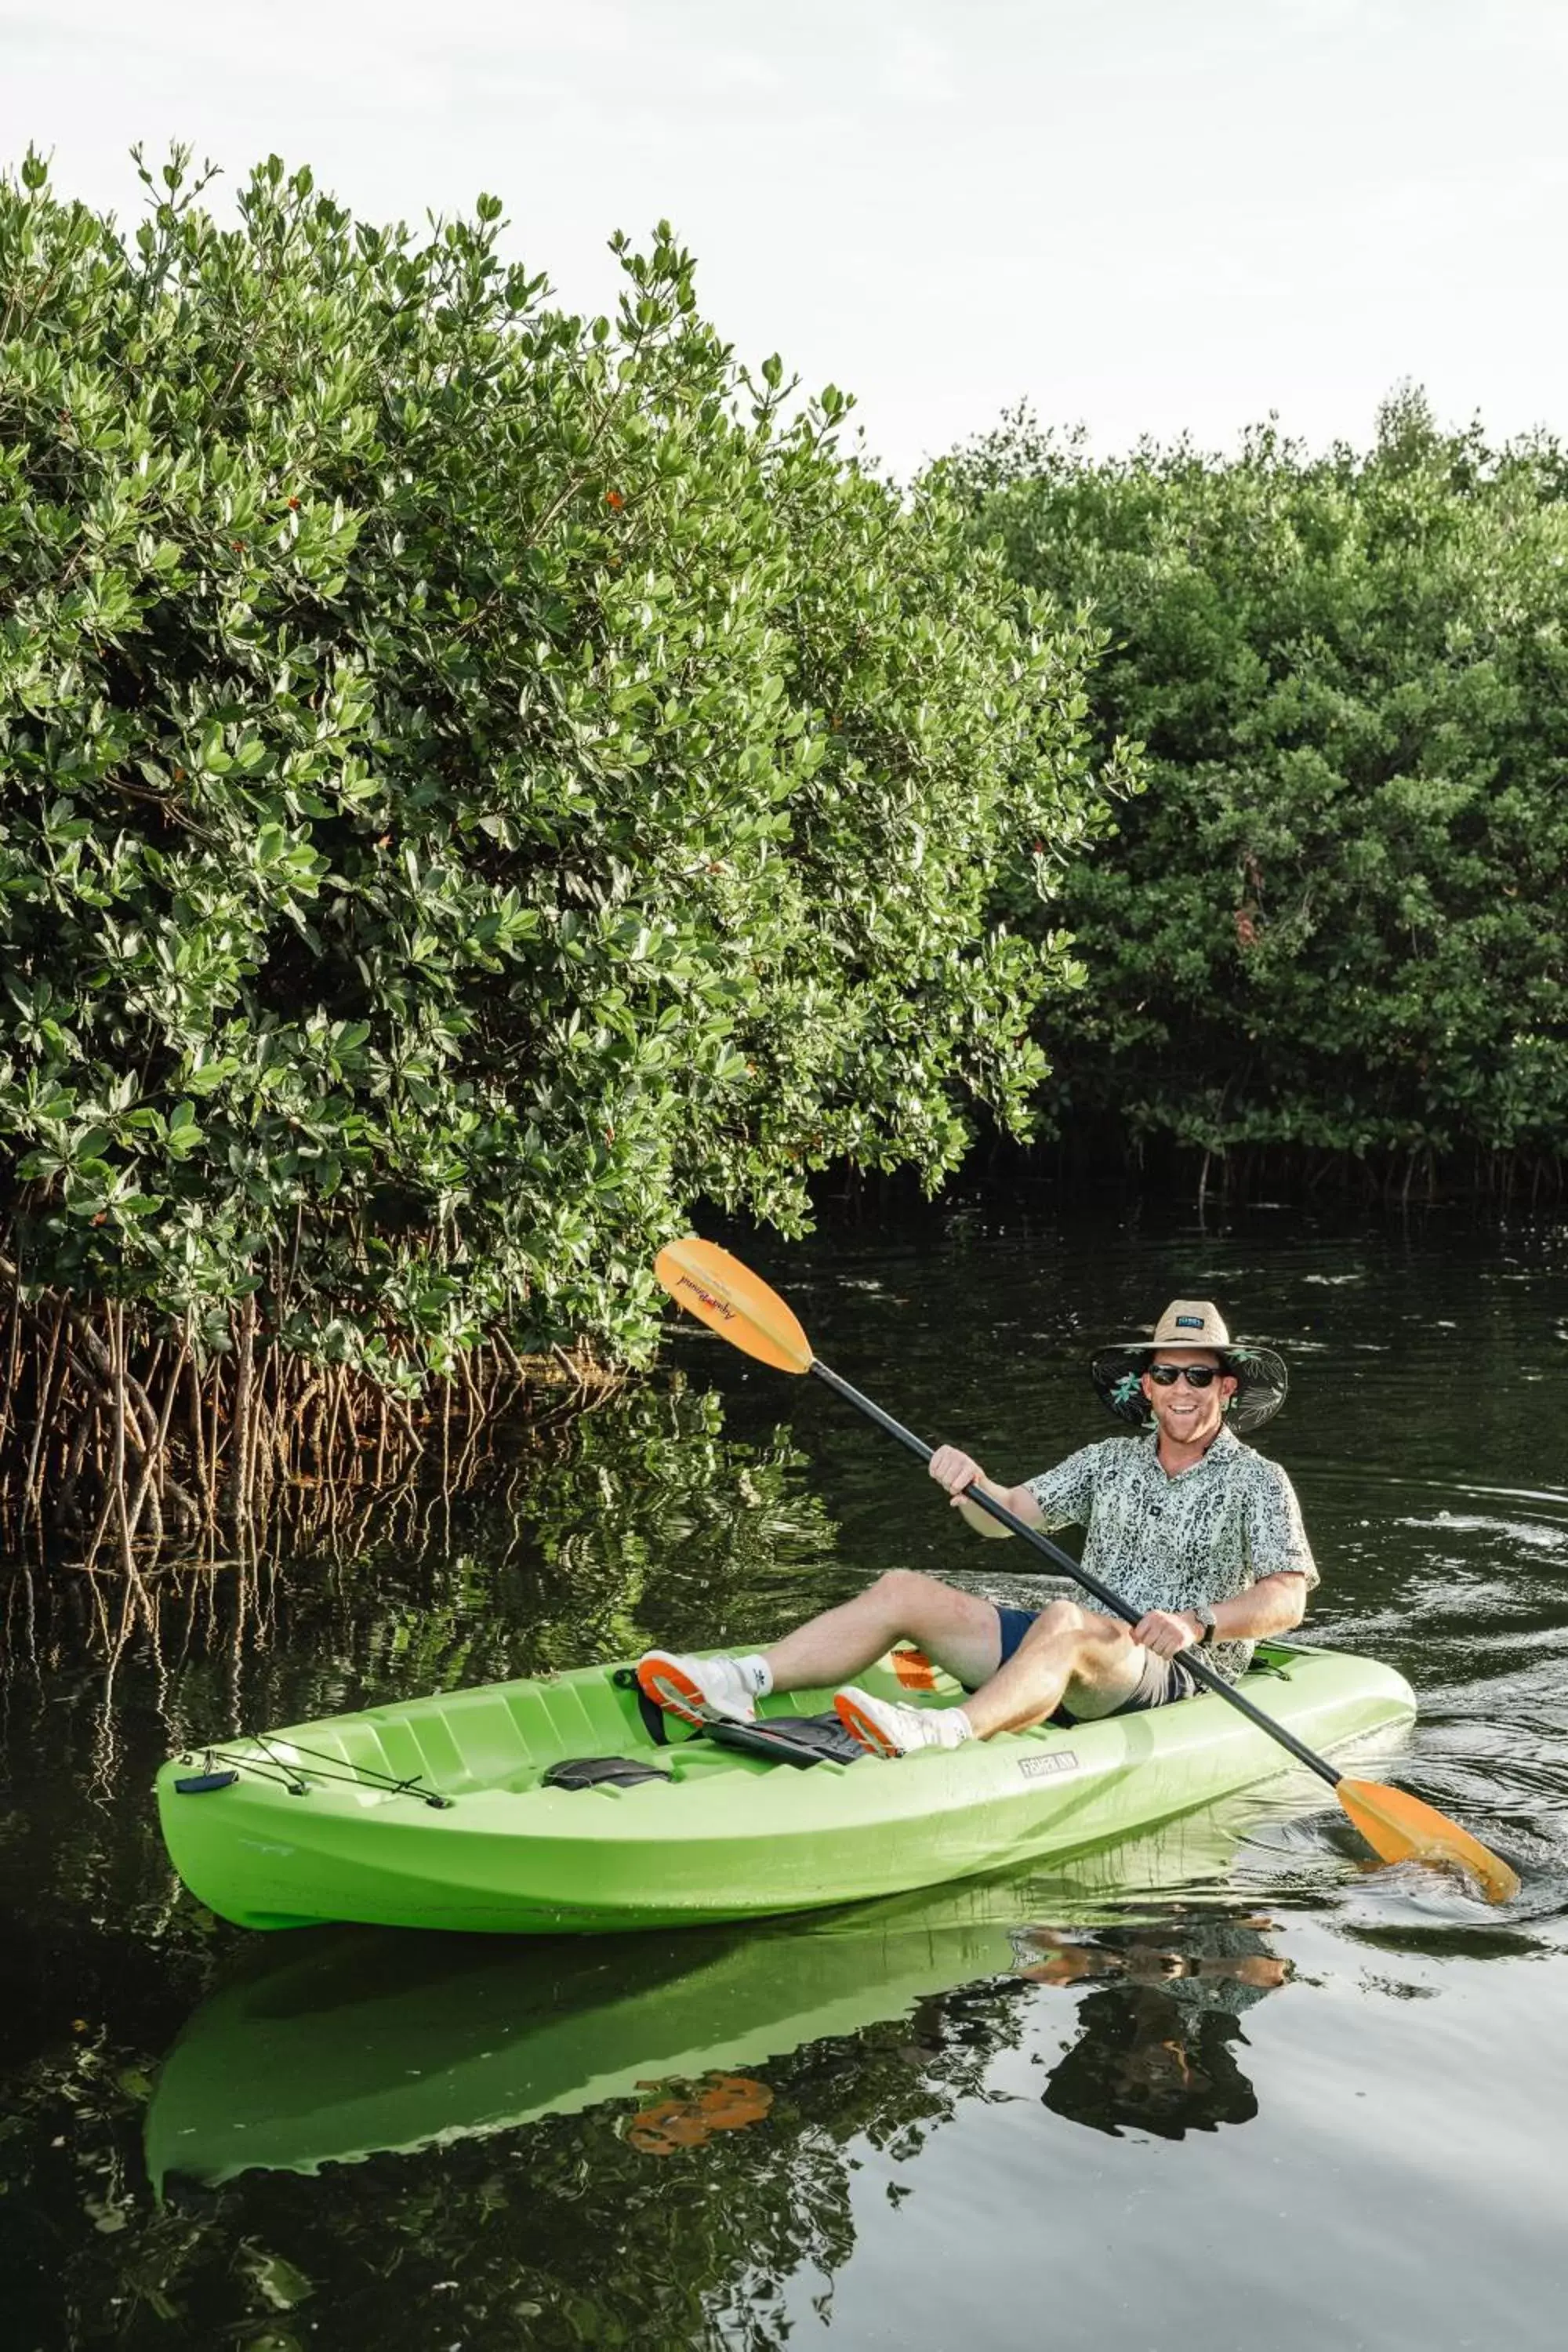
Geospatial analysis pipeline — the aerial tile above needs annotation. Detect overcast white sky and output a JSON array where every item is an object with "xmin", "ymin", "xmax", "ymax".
[{"xmin": 4, "ymin": 0, "xmax": 1566, "ymax": 477}]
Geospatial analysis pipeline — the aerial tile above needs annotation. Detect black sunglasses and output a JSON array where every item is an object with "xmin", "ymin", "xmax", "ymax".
[{"xmin": 1146, "ymin": 1363, "xmax": 1225, "ymax": 1388}]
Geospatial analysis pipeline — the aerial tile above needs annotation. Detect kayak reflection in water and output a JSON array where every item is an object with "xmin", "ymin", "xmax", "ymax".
[
  {"xmin": 637, "ymin": 1298, "xmax": 1317, "ymax": 1759},
  {"xmin": 1012, "ymin": 1908, "xmax": 1292, "ymax": 2140}
]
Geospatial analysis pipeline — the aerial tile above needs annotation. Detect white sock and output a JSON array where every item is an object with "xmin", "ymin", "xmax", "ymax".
[
  {"xmin": 949, "ymin": 1708, "xmax": 975, "ymax": 1744},
  {"xmin": 737, "ymin": 1654, "xmax": 774, "ymax": 1699}
]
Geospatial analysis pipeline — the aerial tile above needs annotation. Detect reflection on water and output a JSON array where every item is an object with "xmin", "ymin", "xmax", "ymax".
[
  {"xmin": 2, "ymin": 1203, "xmax": 1567, "ymax": 2350},
  {"xmin": 1014, "ymin": 1909, "xmax": 1289, "ymax": 2139},
  {"xmin": 143, "ymin": 1805, "xmax": 1294, "ymax": 2192},
  {"xmin": 134, "ymin": 1812, "xmax": 1317, "ymax": 2339}
]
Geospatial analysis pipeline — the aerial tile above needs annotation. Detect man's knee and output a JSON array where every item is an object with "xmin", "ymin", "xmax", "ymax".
[
  {"xmin": 1018, "ymin": 1597, "xmax": 1092, "ymax": 1650},
  {"xmin": 1018, "ymin": 1600, "xmax": 1131, "ymax": 1680},
  {"xmin": 868, "ymin": 1567, "xmax": 943, "ymax": 1617}
]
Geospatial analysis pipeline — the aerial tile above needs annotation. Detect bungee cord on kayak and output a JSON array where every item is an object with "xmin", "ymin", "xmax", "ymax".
[{"xmin": 172, "ymin": 1737, "xmax": 455, "ymax": 1809}]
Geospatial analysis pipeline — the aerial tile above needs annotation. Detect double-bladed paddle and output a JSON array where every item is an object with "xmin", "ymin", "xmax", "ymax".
[{"xmin": 654, "ymin": 1235, "xmax": 1520, "ymax": 1905}]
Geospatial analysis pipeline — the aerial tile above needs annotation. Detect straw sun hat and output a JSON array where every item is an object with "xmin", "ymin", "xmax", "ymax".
[{"xmin": 1091, "ymin": 1299, "xmax": 1288, "ymax": 1435}]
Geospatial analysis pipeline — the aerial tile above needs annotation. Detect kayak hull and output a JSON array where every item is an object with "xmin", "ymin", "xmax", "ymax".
[{"xmin": 154, "ymin": 1642, "xmax": 1415, "ymax": 1935}]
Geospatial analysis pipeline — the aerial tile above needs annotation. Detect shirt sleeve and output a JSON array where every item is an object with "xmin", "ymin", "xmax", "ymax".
[
  {"xmin": 1246, "ymin": 1463, "xmax": 1319, "ymax": 1590},
  {"xmin": 1024, "ymin": 1443, "xmax": 1103, "ymax": 1532}
]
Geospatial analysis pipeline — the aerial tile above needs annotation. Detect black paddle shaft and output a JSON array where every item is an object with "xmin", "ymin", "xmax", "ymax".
[{"xmin": 808, "ymin": 1358, "xmax": 1339, "ymax": 1790}]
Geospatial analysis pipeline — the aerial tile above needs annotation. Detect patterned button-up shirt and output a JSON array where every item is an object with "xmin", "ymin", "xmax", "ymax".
[{"xmin": 1024, "ymin": 1425, "xmax": 1318, "ymax": 1683}]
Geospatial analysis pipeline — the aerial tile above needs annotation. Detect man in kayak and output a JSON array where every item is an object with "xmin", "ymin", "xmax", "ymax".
[{"xmin": 637, "ymin": 1299, "xmax": 1317, "ymax": 1758}]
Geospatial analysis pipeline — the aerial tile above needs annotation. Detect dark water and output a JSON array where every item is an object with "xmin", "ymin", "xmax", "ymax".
[{"xmin": 3, "ymin": 1203, "xmax": 1567, "ymax": 2350}]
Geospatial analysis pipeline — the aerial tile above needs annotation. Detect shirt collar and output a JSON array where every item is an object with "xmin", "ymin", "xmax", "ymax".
[{"xmin": 1140, "ymin": 1421, "xmax": 1240, "ymax": 1475}]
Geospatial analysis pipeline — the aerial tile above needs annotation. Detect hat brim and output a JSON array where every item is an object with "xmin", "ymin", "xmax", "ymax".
[{"xmin": 1091, "ymin": 1342, "xmax": 1288, "ymax": 1434}]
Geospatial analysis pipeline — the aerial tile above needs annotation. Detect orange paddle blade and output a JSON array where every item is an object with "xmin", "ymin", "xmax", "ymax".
[
  {"xmin": 1337, "ymin": 1777, "xmax": 1519, "ymax": 1904},
  {"xmin": 654, "ymin": 1238, "xmax": 814, "ymax": 1375}
]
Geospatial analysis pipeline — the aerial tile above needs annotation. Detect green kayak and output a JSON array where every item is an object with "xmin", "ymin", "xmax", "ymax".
[
  {"xmin": 145, "ymin": 1798, "xmax": 1299, "ymax": 2188},
  {"xmin": 154, "ymin": 1640, "xmax": 1414, "ymax": 1935}
]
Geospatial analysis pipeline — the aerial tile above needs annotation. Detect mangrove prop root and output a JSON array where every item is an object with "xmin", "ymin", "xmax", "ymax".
[{"xmin": 0, "ymin": 1281, "xmax": 622, "ymax": 1567}]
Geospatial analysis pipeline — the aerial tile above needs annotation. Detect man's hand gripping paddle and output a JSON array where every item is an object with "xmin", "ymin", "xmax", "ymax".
[{"xmin": 654, "ymin": 1236, "xmax": 1520, "ymax": 1905}]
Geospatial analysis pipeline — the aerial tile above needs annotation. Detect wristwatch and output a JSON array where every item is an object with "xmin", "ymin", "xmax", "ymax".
[{"xmin": 1190, "ymin": 1606, "xmax": 1217, "ymax": 1646}]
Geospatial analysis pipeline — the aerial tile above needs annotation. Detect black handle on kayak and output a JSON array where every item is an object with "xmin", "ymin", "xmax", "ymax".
[{"xmin": 808, "ymin": 1358, "xmax": 1338, "ymax": 1791}]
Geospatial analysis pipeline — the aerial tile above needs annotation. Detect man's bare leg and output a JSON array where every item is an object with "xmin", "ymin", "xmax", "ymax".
[
  {"xmin": 958, "ymin": 1599, "xmax": 1148, "ymax": 1738},
  {"xmin": 763, "ymin": 1570, "xmax": 1006, "ymax": 1694}
]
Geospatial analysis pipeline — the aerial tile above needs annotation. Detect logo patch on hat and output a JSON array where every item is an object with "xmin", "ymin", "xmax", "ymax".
[{"xmin": 1175, "ymin": 1315, "xmax": 1203, "ymax": 1329}]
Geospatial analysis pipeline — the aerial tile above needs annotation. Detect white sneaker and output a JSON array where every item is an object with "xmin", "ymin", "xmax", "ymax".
[
  {"xmin": 636, "ymin": 1650, "xmax": 759, "ymax": 1728},
  {"xmin": 833, "ymin": 1686, "xmax": 974, "ymax": 1757}
]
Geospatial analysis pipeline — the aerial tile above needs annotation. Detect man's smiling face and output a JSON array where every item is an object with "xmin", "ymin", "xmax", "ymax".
[{"xmin": 1140, "ymin": 1349, "xmax": 1237, "ymax": 1448}]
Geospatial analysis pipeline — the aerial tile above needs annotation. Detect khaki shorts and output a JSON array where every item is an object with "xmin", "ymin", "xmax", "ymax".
[{"xmin": 989, "ymin": 1602, "xmax": 1203, "ymax": 1720}]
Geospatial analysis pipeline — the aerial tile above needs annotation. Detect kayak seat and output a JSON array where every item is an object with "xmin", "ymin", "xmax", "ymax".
[
  {"xmin": 542, "ymin": 1756, "xmax": 672, "ymax": 1793},
  {"xmin": 612, "ymin": 1670, "xmax": 864, "ymax": 1769},
  {"xmin": 533, "ymin": 1715, "xmax": 862, "ymax": 1794},
  {"xmin": 705, "ymin": 1715, "xmax": 865, "ymax": 1769}
]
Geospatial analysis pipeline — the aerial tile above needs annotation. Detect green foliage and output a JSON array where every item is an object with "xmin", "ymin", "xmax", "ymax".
[
  {"xmin": 952, "ymin": 392, "xmax": 1568, "ymax": 1172},
  {"xmin": 0, "ymin": 148, "xmax": 1117, "ymax": 1372}
]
